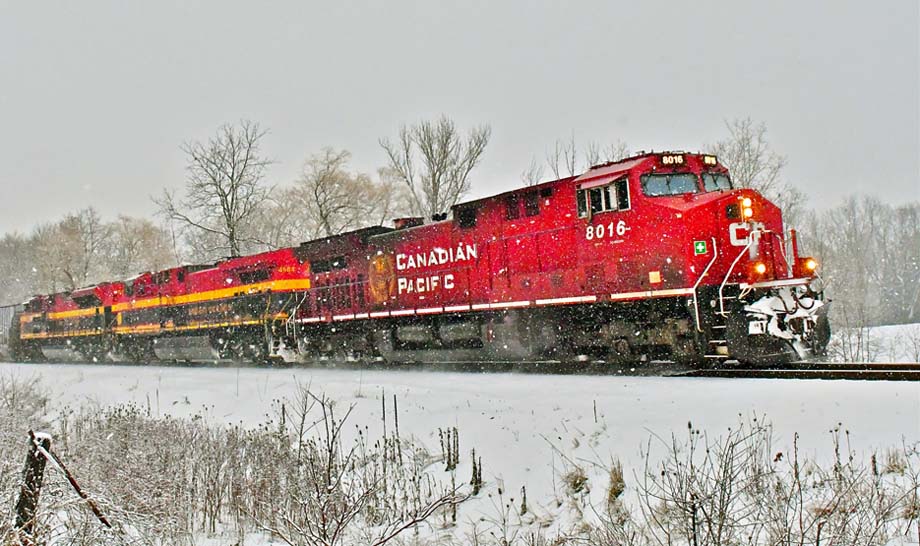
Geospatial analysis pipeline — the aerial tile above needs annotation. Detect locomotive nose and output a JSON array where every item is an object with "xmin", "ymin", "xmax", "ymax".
[{"xmin": 710, "ymin": 189, "xmax": 788, "ymax": 282}]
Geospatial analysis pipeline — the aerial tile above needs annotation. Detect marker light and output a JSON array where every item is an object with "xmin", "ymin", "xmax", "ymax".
[{"xmin": 754, "ymin": 262, "xmax": 767, "ymax": 275}]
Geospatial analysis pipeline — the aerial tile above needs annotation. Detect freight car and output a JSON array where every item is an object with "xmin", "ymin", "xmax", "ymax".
[{"xmin": 7, "ymin": 151, "xmax": 829, "ymax": 367}]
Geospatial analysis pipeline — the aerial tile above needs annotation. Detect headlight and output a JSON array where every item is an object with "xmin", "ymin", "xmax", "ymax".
[
  {"xmin": 740, "ymin": 197, "xmax": 754, "ymax": 219},
  {"xmin": 794, "ymin": 257, "xmax": 819, "ymax": 278},
  {"xmin": 754, "ymin": 262, "xmax": 767, "ymax": 275}
]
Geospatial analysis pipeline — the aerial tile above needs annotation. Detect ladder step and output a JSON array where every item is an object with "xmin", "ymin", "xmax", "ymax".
[
  {"xmin": 711, "ymin": 324, "xmax": 727, "ymax": 329},
  {"xmin": 703, "ymin": 354, "xmax": 728, "ymax": 359},
  {"xmin": 708, "ymin": 339, "xmax": 727, "ymax": 344}
]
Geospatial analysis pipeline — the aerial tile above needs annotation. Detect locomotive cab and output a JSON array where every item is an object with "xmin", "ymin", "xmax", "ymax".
[{"xmin": 573, "ymin": 152, "xmax": 826, "ymax": 364}]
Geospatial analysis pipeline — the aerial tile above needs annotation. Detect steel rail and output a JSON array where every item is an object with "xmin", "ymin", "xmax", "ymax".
[
  {"xmin": 4, "ymin": 359, "xmax": 919, "ymax": 380},
  {"xmin": 677, "ymin": 361, "xmax": 920, "ymax": 381}
]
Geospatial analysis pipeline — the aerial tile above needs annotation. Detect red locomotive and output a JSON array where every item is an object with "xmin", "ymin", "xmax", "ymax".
[{"xmin": 8, "ymin": 151, "xmax": 829, "ymax": 366}]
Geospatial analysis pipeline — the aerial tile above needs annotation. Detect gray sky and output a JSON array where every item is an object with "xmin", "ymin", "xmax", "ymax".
[{"xmin": 1, "ymin": 0, "xmax": 917, "ymax": 234}]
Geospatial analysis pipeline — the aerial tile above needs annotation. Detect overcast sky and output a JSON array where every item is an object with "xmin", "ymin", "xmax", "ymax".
[{"xmin": 1, "ymin": 1, "xmax": 917, "ymax": 234}]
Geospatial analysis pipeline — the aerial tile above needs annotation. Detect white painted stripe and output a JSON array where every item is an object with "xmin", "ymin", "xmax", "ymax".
[
  {"xmin": 609, "ymin": 288, "xmax": 694, "ymax": 301},
  {"xmin": 653, "ymin": 288, "xmax": 695, "ymax": 297},
  {"xmin": 301, "ymin": 291, "xmax": 706, "ymax": 326},
  {"xmin": 740, "ymin": 278, "xmax": 810, "ymax": 289},
  {"xmin": 535, "ymin": 295, "xmax": 597, "ymax": 305},
  {"xmin": 489, "ymin": 300, "xmax": 531, "ymax": 309},
  {"xmin": 609, "ymin": 291, "xmax": 652, "ymax": 300}
]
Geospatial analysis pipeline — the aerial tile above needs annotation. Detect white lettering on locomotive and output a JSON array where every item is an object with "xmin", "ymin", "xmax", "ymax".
[
  {"xmin": 729, "ymin": 221, "xmax": 765, "ymax": 247},
  {"xmin": 585, "ymin": 220, "xmax": 630, "ymax": 241},
  {"xmin": 393, "ymin": 243, "xmax": 474, "ymax": 295},
  {"xmin": 396, "ymin": 243, "xmax": 478, "ymax": 271},
  {"xmin": 661, "ymin": 154, "xmax": 684, "ymax": 165},
  {"xmin": 397, "ymin": 273, "xmax": 456, "ymax": 295}
]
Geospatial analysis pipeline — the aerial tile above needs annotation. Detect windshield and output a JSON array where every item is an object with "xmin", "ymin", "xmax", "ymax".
[
  {"xmin": 640, "ymin": 173, "xmax": 699, "ymax": 196},
  {"xmin": 702, "ymin": 172, "xmax": 733, "ymax": 191}
]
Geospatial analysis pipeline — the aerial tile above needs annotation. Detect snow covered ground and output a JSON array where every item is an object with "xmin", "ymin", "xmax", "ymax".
[{"xmin": 2, "ymin": 360, "xmax": 918, "ymax": 539}]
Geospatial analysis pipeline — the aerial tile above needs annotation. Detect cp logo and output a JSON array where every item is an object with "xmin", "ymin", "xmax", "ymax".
[{"xmin": 729, "ymin": 221, "xmax": 765, "ymax": 247}]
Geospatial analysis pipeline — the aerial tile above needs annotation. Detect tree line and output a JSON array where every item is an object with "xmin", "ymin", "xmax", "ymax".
[{"xmin": 0, "ymin": 117, "xmax": 916, "ymax": 331}]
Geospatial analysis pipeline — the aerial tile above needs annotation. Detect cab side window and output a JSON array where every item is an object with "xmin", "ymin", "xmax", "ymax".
[
  {"xmin": 456, "ymin": 206, "xmax": 478, "ymax": 228},
  {"xmin": 523, "ymin": 191, "xmax": 540, "ymax": 216},
  {"xmin": 576, "ymin": 177, "xmax": 630, "ymax": 218},
  {"xmin": 505, "ymin": 195, "xmax": 520, "ymax": 220}
]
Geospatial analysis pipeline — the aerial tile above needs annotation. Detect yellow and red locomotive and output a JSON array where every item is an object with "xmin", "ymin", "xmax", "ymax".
[{"xmin": 9, "ymin": 151, "xmax": 828, "ymax": 366}]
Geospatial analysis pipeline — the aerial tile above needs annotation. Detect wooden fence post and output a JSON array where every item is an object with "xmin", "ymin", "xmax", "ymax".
[{"xmin": 14, "ymin": 431, "xmax": 51, "ymax": 541}]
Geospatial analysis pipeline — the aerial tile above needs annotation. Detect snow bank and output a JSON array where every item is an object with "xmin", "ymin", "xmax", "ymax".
[{"xmin": 829, "ymin": 321, "xmax": 920, "ymax": 362}]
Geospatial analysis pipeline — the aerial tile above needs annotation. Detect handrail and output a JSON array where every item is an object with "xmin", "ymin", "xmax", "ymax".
[
  {"xmin": 764, "ymin": 230, "xmax": 788, "ymax": 274},
  {"xmin": 692, "ymin": 237, "xmax": 719, "ymax": 332},
  {"xmin": 719, "ymin": 239, "xmax": 755, "ymax": 316},
  {"xmin": 284, "ymin": 293, "xmax": 308, "ymax": 338}
]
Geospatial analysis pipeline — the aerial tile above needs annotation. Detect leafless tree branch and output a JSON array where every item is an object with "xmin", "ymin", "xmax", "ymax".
[{"xmin": 380, "ymin": 115, "xmax": 491, "ymax": 218}]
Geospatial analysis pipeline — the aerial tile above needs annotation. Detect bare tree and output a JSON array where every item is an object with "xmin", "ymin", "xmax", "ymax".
[
  {"xmin": 155, "ymin": 120, "xmax": 272, "ymax": 259},
  {"xmin": 104, "ymin": 216, "xmax": 175, "ymax": 278},
  {"xmin": 60, "ymin": 208, "xmax": 112, "ymax": 290},
  {"xmin": 380, "ymin": 116, "xmax": 491, "ymax": 218},
  {"xmin": 0, "ymin": 233, "xmax": 39, "ymax": 304},
  {"xmin": 253, "ymin": 151, "xmax": 411, "ymax": 248},
  {"xmin": 545, "ymin": 134, "xmax": 579, "ymax": 180},
  {"xmin": 296, "ymin": 148, "xmax": 396, "ymax": 239},
  {"xmin": 543, "ymin": 134, "xmax": 631, "ymax": 182},
  {"xmin": 709, "ymin": 117, "xmax": 812, "ymax": 229},
  {"xmin": 250, "ymin": 185, "xmax": 310, "ymax": 249},
  {"xmin": 710, "ymin": 118, "xmax": 785, "ymax": 195},
  {"xmin": 585, "ymin": 140, "xmax": 631, "ymax": 168},
  {"xmin": 27, "ymin": 208, "xmax": 112, "ymax": 292},
  {"xmin": 366, "ymin": 167, "xmax": 412, "ymax": 226},
  {"xmin": 801, "ymin": 197, "xmax": 920, "ymax": 341},
  {"xmin": 520, "ymin": 157, "xmax": 546, "ymax": 187},
  {"xmin": 301, "ymin": 148, "xmax": 356, "ymax": 237}
]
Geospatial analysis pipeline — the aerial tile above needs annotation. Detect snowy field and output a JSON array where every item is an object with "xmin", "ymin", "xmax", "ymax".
[
  {"xmin": 830, "ymin": 322, "xmax": 920, "ymax": 363},
  {"xmin": 2, "ymin": 360, "xmax": 918, "ymax": 536}
]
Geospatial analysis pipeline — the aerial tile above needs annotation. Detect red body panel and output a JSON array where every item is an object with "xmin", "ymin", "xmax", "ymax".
[{"xmin": 286, "ymin": 152, "xmax": 797, "ymax": 323}]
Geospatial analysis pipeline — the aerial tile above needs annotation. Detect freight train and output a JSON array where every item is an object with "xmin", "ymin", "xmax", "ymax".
[{"xmin": 6, "ymin": 152, "xmax": 829, "ymax": 367}]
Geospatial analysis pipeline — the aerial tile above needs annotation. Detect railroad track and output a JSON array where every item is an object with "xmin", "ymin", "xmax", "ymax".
[
  {"xmin": 3, "ymin": 358, "xmax": 920, "ymax": 380},
  {"xmin": 677, "ymin": 362, "xmax": 920, "ymax": 381}
]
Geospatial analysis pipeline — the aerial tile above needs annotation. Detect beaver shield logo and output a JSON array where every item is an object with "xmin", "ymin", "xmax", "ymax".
[{"xmin": 368, "ymin": 254, "xmax": 397, "ymax": 304}]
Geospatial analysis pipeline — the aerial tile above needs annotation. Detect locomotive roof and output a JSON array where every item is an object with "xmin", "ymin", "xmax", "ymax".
[
  {"xmin": 450, "ymin": 152, "xmax": 667, "ymax": 211},
  {"xmin": 574, "ymin": 156, "xmax": 650, "ymax": 185},
  {"xmin": 452, "ymin": 175, "xmax": 576, "ymax": 211},
  {"xmin": 297, "ymin": 225, "xmax": 394, "ymax": 256}
]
